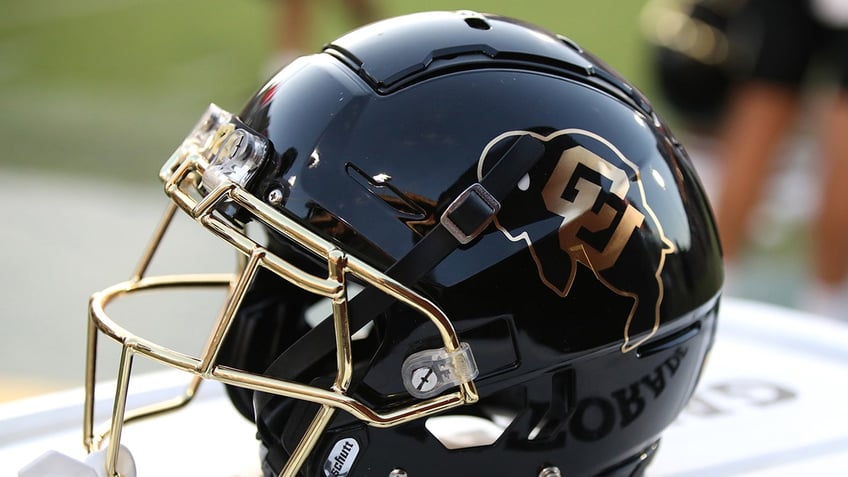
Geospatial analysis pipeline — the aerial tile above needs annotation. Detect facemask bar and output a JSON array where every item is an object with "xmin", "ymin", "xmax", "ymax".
[{"xmin": 84, "ymin": 104, "xmax": 479, "ymax": 477}]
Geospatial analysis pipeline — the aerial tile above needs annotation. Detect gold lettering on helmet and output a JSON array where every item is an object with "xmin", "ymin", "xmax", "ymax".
[{"xmin": 542, "ymin": 146, "xmax": 645, "ymax": 271}]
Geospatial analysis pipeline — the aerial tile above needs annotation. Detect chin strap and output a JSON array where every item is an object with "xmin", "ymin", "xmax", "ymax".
[{"xmin": 253, "ymin": 134, "xmax": 545, "ymax": 467}]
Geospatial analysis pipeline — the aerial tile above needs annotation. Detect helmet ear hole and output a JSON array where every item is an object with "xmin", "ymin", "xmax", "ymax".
[
  {"xmin": 220, "ymin": 291, "xmax": 314, "ymax": 420},
  {"xmin": 422, "ymin": 386, "xmax": 525, "ymax": 450},
  {"xmin": 425, "ymin": 414, "xmax": 512, "ymax": 449},
  {"xmin": 421, "ymin": 368, "xmax": 572, "ymax": 450},
  {"xmin": 219, "ymin": 263, "xmax": 320, "ymax": 420}
]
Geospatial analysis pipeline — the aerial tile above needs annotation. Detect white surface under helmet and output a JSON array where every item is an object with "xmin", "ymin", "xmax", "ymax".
[{"xmin": 4, "ymin": 298, "xmax": 848, "ymax": 477}]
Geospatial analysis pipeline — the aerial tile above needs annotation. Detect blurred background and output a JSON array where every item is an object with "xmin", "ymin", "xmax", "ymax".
[{"xmin": 0, "ymin": 0, "xmax": 842, "ymax": 402}]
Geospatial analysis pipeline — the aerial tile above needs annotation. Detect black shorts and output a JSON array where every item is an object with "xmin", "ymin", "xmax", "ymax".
[{"xmin": 735, "ymin": 0, "xmax": 848, "ymax": 89}]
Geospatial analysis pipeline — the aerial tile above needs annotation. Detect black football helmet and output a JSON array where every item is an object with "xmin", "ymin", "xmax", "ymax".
[{"xmin": 85, "ymin": 11, "xmax": 723, "ymax": 477}]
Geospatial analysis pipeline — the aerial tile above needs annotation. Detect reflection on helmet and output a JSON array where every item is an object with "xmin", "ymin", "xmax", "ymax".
[{"xmin": 85, "ymin": 10, "xmax": 723, "ymax": 477}]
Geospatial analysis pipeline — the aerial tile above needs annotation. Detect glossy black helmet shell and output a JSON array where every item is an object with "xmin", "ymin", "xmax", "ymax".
[{"xmin": 219, "ymin": 11, "xmax": 723, "ymax": 477}]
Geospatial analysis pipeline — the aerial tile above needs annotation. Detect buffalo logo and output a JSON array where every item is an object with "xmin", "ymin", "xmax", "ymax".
[{"xmin": 477, "ymin": 129, "xmax": 675, "ymax": 353}]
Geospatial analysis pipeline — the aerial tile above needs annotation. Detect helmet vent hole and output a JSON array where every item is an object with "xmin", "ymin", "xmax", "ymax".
[
  {"xmin": 464, "ymin": 17, "xmax": 491, "ymax": 30},
  {"xmin": 424, "ymin": 409, "xmax": 515, "ymax": 450}
]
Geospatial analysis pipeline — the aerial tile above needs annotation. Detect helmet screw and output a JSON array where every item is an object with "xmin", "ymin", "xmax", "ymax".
[
  {"xmin": 539, "ymin": 466, "xmax": 562, "ymax": 477},
  {"xmin": 410, "ymin": 367, "xmax": 438, "ymax": 394},
  {"xmin": 389, "ymin": 469, "xmax": 408, "ymax": 477},
  {"xmin": 267, "ymin": 188, "xmax": 285, "ymax": 206},
  {"xmin": 222, "ymin": 130, "xmax": 250, "ymax": 161}
]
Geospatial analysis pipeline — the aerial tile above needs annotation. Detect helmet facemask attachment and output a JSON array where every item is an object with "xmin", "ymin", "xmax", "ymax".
[{"xmin": 84, "ymin": 104, "xmax": 480, "ymax": 477}]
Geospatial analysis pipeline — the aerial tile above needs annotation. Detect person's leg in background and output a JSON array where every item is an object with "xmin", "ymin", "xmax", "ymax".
[
  {"xmin": 276, "ymin": 0, "xmax": 311, "ymax": 63},
  {"xmin": 808, "ymin": 88, "xmax": 848, "ymax": 316},
  {"xmin": 714, "ymin": 83, "xmax": 801, "ymax": 262},
  {"xmin": 268, "ymin": 0, "xmax": 378, "ymax": 76},
  {"xmin": 714, "ymin": 0, "xmax": 814, "ymax": 283},
  {"xmin": 343, "ymin": 0, "xmax": 378, "ymax": 27}
]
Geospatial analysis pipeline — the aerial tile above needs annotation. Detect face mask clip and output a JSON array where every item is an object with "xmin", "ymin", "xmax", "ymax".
[{"xmin": 402, "ymin": 342, "xmax": 479, "ymax": 399}]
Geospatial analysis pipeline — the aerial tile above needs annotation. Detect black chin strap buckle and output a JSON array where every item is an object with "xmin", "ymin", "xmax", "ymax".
[{"xmin": 440, "ymin": 183, "xmax": 501, "ymax": 244}]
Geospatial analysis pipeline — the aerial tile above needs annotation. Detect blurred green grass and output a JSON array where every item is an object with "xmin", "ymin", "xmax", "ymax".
[{"xmin": 0, "ymin": 0, "xmax": 653, "ymax": 183}]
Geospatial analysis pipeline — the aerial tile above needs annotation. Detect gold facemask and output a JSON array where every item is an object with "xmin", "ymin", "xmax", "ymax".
[{"xmin": 83, "ymin": 104, "xmax": 479, "ymax": 477}]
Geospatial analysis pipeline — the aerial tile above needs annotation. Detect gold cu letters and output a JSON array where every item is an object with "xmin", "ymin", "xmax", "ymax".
[{"xmin": 542, "ymin": 146, "xmax": 645, "ymax": 272}]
